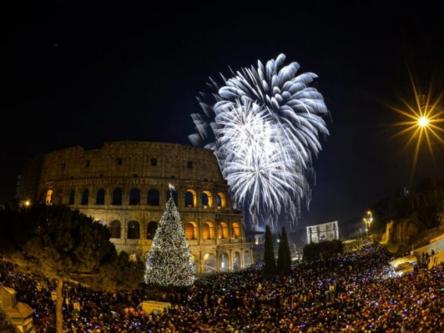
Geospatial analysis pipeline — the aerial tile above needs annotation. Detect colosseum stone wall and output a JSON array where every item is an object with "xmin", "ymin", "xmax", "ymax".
[{"xmin": 17, "ymin": 141, "xmax": 253, "ymax": 273}]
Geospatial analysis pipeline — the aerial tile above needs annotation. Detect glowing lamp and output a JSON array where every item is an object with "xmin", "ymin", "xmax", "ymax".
[{"xmin": 417, "ymin": 116, "xmax": 429, "ymax": 128}]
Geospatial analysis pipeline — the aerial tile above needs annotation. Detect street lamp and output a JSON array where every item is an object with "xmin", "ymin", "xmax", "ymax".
[
  {"xmin": 362, "ymin": 210, "xmax": 373, "ymax": 239},
  {"xmin": 391, "ymin": 75, "xmax": 444, "ymax": 177},
  {"xmin": 22, "ymin": 199, "xmax": 31, "ymax": 208},
  {"xmin": 417, "ymin": 115, "xmax": 430, "ymax": 128}
]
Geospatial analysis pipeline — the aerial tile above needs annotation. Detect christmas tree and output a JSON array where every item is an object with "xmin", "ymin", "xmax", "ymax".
[{"xmin": 144, "ymin": 187, "xmax": 195, "ymax": 287}]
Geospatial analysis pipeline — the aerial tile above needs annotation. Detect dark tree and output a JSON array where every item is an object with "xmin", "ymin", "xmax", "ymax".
[
  {"xmin": 0, "ymin": 205, "xmax": 143, "ymax": 333},
  {"xmin": 263, "ymin": 225, "xmax": 276, "ymax": 274},
  {"xmin": 303, "ymin": 242, "xmax": 320, "ymax": 262},
  {"xmin": 303, "ymin": 240, "xmax": 344, "ymax": 262},
  {"xmin": 277, "ymin": 227, "xmax": 291, "ymax": 274}
]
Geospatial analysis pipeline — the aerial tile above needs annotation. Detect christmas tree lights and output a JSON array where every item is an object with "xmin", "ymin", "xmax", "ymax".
[{"xmin": 144, "ymin": 189, "xmax": 195, "ymax": 287}]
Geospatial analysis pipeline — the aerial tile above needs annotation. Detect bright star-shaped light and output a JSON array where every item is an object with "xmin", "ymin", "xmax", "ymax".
[
  {"xmin": 417, "ymin": 116, "xmax": 430, "ymax": 128},
  {"xmin": 391, "ymin": 72, "xmax": 444, "ymax": 177}
]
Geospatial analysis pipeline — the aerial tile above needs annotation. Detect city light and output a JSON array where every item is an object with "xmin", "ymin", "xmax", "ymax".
[
  {"xmin": 391, "ymin": 73, "xmax": 444, "ymax": 176},
  {"xmin": 363, "ymin": 210, "xmax": 373, "ymax": 238},
  {"xmin": 417, "ymin": 116, "xmax": 430, "ymax": 128}
]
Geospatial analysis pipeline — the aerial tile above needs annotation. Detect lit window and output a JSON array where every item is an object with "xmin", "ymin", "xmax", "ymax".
[
  {"xmin": 232, "ymin": 223, "xmax": 241, "ymax": 239},
  {"xmin": 185, "ymin": 189, "xmax": 197, "ymax": 208},
  {"xmin": 202, "ymin": 222, "xmax": 215, "ymax": 240},
  {"xmin": 45, "ymin": 189, "xmax": 53, "ymax": 205},
  {"xmin": 216, "ymin": 192, "xmax": 226, "ymax": 208},
  {"xmin": 202, "ymin": 191, "xmax": 213, "ymax": 208},
  {"xmin": 218, "ymin": 222, "xmax": 229, "ymax": 239},
  {"xmin": 185, "ymin": 222, "xmax": 197, "ymax": 240}
]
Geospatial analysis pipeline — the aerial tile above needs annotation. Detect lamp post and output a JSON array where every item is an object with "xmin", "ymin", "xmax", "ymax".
[{"xmin": 362, "ymin": 210, "xmax": 373, "ymax": 240}]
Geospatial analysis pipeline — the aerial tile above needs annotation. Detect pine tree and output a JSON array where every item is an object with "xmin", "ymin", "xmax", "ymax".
[
  {"xmin": 263, "ymin": 225, "xmax": 276, "ymax": 274},
  {"xmin": 277, "ymin": 226, "xmax": 291, "ymax": 274},
  {"xmin": 144, "ymin": 192, "xmax": 195, "ymax": 287}
]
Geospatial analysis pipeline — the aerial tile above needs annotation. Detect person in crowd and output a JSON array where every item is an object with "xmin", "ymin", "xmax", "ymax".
[{"xmin": 0, "ymin": 244, "xmax": 442, "ymax": 332}]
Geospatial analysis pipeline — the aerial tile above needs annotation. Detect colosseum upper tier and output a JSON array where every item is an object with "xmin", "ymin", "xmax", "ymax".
[{"xmin": 17, "ymin": 141, "xmax": 252, "ymax": 273}]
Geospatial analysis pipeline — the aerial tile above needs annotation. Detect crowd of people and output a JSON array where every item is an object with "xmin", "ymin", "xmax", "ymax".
[{"xmin": 1, "ymin": 244, "xmax": 443, "ymax": 332}]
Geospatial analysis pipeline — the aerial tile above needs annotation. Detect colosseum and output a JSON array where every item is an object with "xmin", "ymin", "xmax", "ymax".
[{"xmin": 16, "ymin": 141, "xmax": 253, "ymax": 273}]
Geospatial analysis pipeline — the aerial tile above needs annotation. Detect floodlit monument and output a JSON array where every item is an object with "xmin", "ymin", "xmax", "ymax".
[
  {"xmin": 306, "ymin": 221, "xmax": 339, "ymax": 244},
  {"xmin": 16, "ymin": 141, "xmax": 253, "ymax": 273}
]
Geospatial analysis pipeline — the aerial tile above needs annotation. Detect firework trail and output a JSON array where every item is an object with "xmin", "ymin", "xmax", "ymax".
[{"xmin": 189, "ymin": 54, "xmax": 329, "ymax": 227}]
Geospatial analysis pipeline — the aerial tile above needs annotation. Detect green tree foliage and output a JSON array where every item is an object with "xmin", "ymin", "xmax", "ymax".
[
  {"xmin": 263, "ymin": 225, "xmax": 276, "ymax": 274},
  {"xmin": 95, "ymin": 251, "xmax": 145, "ymax": 292},
  {"xmin": 277, "ymin": 227, "xmax": 291, "ymax": 274},
  {"xmin": 303, "ymin": 240, "xmax": 344, "ymax": 262},
  {"xmin": 0, "ymin": 205, "xmax": 144, "ymax": 333}
]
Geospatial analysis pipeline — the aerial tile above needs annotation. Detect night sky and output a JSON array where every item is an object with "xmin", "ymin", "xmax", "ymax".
[{"xmin": 4, "ymin": 2, "xmax": 444, "ymax": 227}]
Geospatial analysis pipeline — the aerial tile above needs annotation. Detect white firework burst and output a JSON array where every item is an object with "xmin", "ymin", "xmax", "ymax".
[
  {"xmin": 189, "ymin": 54, "xmax": 329, "ymax": 227},
  {"xmin": 214, "ymin": 101, "xmax": 309, "ymax": 224}
]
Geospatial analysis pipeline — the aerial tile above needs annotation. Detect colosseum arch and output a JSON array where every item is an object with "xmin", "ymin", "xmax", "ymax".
[
  {"xmin": 185, "ymin": 222, "xmax": 198, "ymax": 240},
  {"xmin": 45, "ymin": 189, "xmax": 53, "ymax": 205},
  {"xmin": 68, "ymin": 189, "xmax": 75, "ymax": 205},
  {"xmin": 218, "ymin": 222, "xmax": 229, "ymax": 239},
  {"xmin": 129, "ymin": 188, "xmax": 141, "ymax": 205},
  {"xmin": 81, "ymin": 189, "xmax": 89, "ymax": 205},
  {"xmin": 202, "ymin": 221, "xmax": 215, "ymax": 240},
  {"xmin": 54, "ymin": 189, "xmax": 63, "ymax": 205},
  {"xmin": 191, "ymin": 254, "xmax": 199, "ymax": 272},
  {"xmin": 146, "ymin": 221, "xmax": 158, "ymax": 240},
  {"xmin": 147, "ymin": 188, "xmax": 160, "ymax": 206},
  {"xmin": 112, "ymin": 188, "xmax": 123, "ymax": 205},
  {"xmin": 216, "ymin": 192, "xmax": 226, "ymax": 208},
  {"xmin": 184, "ymin": 189, "xmax": 197, "ymax": 208},
  {"xmin": 244, "ymin": 251, "xmax": 251, "ymax": 268},
  {"xmin": 96, "ymin": 188, "xmax": 105, "ymax": 205},
  {"xmin": 203, "ymin": 253, "xmax": 216, "ymax": 273},
  {"xmin": 109, "ymin": 220, "xmax": 121, "ymax": 239},
  {"xmin": 232, "ymin": 222, "xmax": 241, "ymax": 239},
  {"xmin": 233, "ymin": 251, "xmax": 241, "ymax": 271},
  {"xmin": 127, "ymin": 221, "xmax": 140, "ymax": 239},
  {"xmin": 202, "ymin": 190, "xmax": 213, "ymax": 208},
  {"xmin": 17, "ymin": 141, "xmax": 252, "ymax": 274},
  {"xmin": 219, "ymin": 252, "xmax": 229, "ymax": 272}
]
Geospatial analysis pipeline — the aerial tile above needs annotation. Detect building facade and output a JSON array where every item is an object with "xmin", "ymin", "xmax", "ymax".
[
  {"xmin": 306, "ymin": 221, "xmax": 339, "ymax": 244},
  {"xmin": 16, "ymin": 141, "xmax": 252, "ymax": 273}
]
